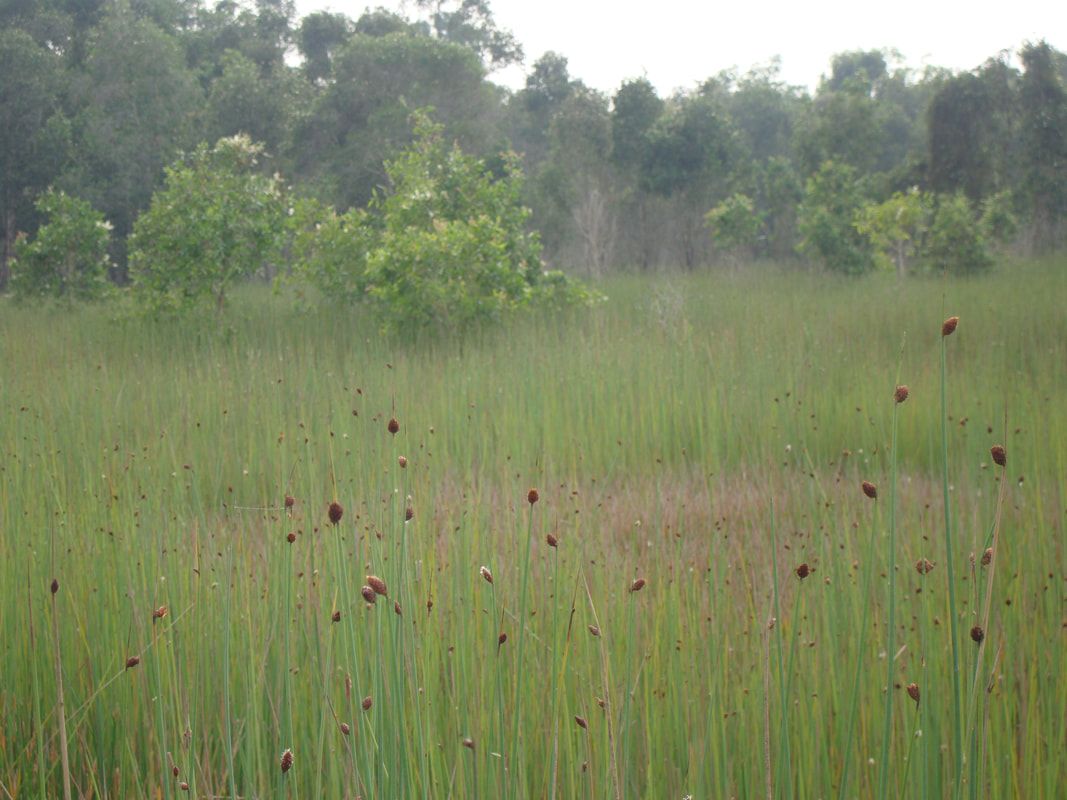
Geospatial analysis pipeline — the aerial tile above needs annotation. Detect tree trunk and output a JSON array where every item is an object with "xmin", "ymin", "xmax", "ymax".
[{"xmin": 1, "ymin": 209, "xmax": 15, "ymax": 292}]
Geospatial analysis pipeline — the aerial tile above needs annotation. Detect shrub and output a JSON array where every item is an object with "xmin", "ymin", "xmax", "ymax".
[
  {"xmin": 10, "ymin": 189, "xmax": 111, "ymax": 302},
  {"xmin": 704, "ymin": 193, "xmax": 763, "ymax": 262},
  {"xmin": 797, "ymin": 161, "xmax": 874, "ymax": 275},
  {"xmin": 921, "ymin": 192, "xmax": 993, "ymax": 275},
  {"xmin": 129, "ymin": 135, "xmax": 285, "ymax": 313}
]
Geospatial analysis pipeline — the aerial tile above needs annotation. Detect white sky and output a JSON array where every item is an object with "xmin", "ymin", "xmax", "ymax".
[{"xmin": 295, "ymin": 0, "xmax": 1066, "ymax": 95}]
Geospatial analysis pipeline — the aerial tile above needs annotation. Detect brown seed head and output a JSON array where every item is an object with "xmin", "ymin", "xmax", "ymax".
[
  {"xmin": 630, "ymin": 577, "xmax": 647, "ymax": 593},
  {"xmin": 498, "ymin": 632, "xmax": 508, "ymax": 646},
  {"xmin": 795, "ymin": 563, "xmax": 811, "ymax": 580},
  {"xmin": 462, "ymin": 737, "xmax": 475, "ymax": 750},
  {"xmin": 340, "ymin": 722, "xmax": 351, "ymax": 736},
  {"xmin": 332, "ymin": 610, "xmax": 341, "ymax": 623},
  {"xmin": 405, "ymin": 504, "xmax": 414, "ymax": 521},
  {"xmin": 180, "ymin": 782, "xmax": 189, "ymax": 792},
  {"xmin": 479, "ymin": 566, "xmax": 493, "ymax": 585},
  {"xmin": 361, "ymin": 696, "xmax": 373, "ymax": 711},
  {"xmin": 862, "ymin": 481, "xmax": 878, "ymax": 499},
  {"xmin": 981, "ymin": 547, "xmax": 993, "ymax": 567},
  {"xmin": 360, "ymin": 586, "xmax": 377, "ymax": 604},
  {"xmin": 990, "ymin": 444, "xmax": 1006, "ymax": 467},
  {"xmin": 125, "ymin": 656, "xmax": 141, "ymax": 670},
  {"xmin": 398, "ymin": 455, "xmax": 407, "ymax": 468},
  {"xmin": 546, "ymin": 533, "xmax": 558, "ymax": 548},
  {"xmin": 387, "ymin": 417, "xmax": 399, "ymax": 435},
  {"xmin": 286, "ymin": 531, "xmax": 297, "ymax": 544},
  {"xmin": 328, "ymin": 501, "xmax": 344, "ymax": 525},
  {"xmin": 970, "ymin": 625, "xmax": 985, "ymax": 644},
  {"xmin": 916, "ymin": 558, "xmax": 935, "ymax": 575},
  {"xmin": 894, "ymin": 385, "xmax": 910, "ymax": 404},
  {"xmin": 172, "ymin": 764, "xmax": 180, "ymax": 778},
  {"xmin": 527, "ymin": 488, "xmax": 539, "ymax": 505},
  {"xmin": 51, "ymin": 578, "xmax": 59, "ymax": 595},
  {"xmin": 284, "ymin": 495, "xmax": 295, "ymax": 509},
  {"xmin": 906, "ymin": 682, "xmax": 920, "ymax": 704},
  {"xmin": 153, "ymin": 605, "xmax": 168, "ymax": 621},
  {"xmin": 574, "ymin": 715, "xmax": 588, "ymax": 730},
  {"xmin": 394, "ymin": 601, "xmax": 402, "ymax": 616},
  {"xmin": 942, "ymin": 316, "xmax": 959, "ymax": 337},
  {"xmin": 280, "ymin": 748, "xmax": 293, "ymax": 773},
  {"xmin": 366, "ymin": 575, "xmax": 388, "ymax": 596},
  {"xmin": 588, "ymin": 625, "xmax": 601, "ymax": 637}
]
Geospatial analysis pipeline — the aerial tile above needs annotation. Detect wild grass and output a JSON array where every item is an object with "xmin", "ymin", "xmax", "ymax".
[{"xmin": 0, "ymin": 259, "xmax": 1064, "ymax": 798}]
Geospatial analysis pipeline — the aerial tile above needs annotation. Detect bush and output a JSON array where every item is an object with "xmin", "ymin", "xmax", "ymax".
[
  {"xmin": 325, "ymin": 111, "xmax": 600, "ymax": 331},
  {"xmin": 797, "ymin": 161, "xmax": 874, "ymax": 275},
  {"xmin": 285, "ymin": 197, "xmax": 377, "ymax": 305},
  {"xmin": 10, "ymin": 190, "xmax": 111, "ymax": 302},
  {"xmin": 130, "ymin": 135, "xmax": 285, "ymax": 313},
  {"xmin": 921, "ymin": 193, "xmax": 993, "ymax": 275},
  {"xmin": 704, "ymin": 193, "xmax": 762, "ymax": 261}
]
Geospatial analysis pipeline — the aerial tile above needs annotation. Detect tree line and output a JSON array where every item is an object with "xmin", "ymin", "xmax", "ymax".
[{"xmin": 3, "ymin": 0, "xmax": 1066, "ymax": 295}]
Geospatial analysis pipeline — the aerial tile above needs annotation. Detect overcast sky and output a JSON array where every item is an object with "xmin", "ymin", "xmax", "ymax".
[{"xmin": 295, "ymin": 0, "xmax": 1066, "ymax": 94}]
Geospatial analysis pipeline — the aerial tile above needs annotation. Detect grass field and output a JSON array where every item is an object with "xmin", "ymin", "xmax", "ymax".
[{"xmin": 1, "ymin": 260, "xmax": 1064, "ymax": 799}]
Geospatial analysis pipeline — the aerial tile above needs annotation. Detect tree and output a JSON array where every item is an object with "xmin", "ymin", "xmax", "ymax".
[
  {"xmin": 0, "ymin": 29, "xmax": 69, "ymax": 290},
  {"xmin": 355, "ymin": 112, "xmax": 596, "ymax": 330},
  {"xmin": 413, "ymin": 0, "xmax": 521, "ymax": 69},
  {"xmin": 10, "ymin": 189, "xmax": 111, "ymax": 302},
  {"xmin": 297, "ymin": 10, "xmax": 352, "ymax": 83},
  {"xmin": 921, "ymin": 192, "xmax": 993, "ymax": 274},
  {"xmin": 705, "ymin": 193, "xmax": 762, "ymax": 263},
  {"xmin": 1019, "ymin": 41, "xmax": 1067, "ymax": 251},
  {"xmin": 854, "ymin": 188, "xmax": 928, "ymax": 276},
  {"xmin": 797, "ymin": 160, "xmax": 874, "ymax": 274},
  {"xmin": 129, "ymin": 135, "xmax": 286, "ymax": 312},
  {"xmin": 206, "ymin": 49, "xmax": 302, "ymax": 152},
  {"xmin": 610, "ymin": 78, "xmax": 663, "ymax": 268}
]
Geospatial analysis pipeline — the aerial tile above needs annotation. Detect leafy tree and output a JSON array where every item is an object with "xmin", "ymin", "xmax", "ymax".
[
  {"xmin": 705, "ymin": 193, "xmax": 762, "ymax": 262},
  {"xmin": 285, "ymin": 196, "xmax": 376, "ymax": 304},
  {"xmin": 0, "ymin": 28, "xmax": 70, "ymax": 290},
  {"xmin": 206, "ymin": 49, "xmax": 302, "ymax": 152},
  {"xmin": 1019, "ymin": 41, "xmax": 1067, "ymax": 250},
  {"xmin": 920, "ymin": 192, "xmax": 993, "ymax": 274},
  {"xmin": 10, "ymin": 189, "xmax": 111, "ymax": 302},
  {"xmin": 297, "ymin": 10, "xmax": 352, "ymax": 83},
  {"xmin": 356, "ymin": 112, "xmax": 596, "ymax": 330},
  {"xmin": 610, "ymin": 78, "xmax": 663, "ymax": 268},
  {"xmin": 413, "ymin": 0, "xmax": 522, "ymax": 69},
  {"xmin": 854, "ymin": 188, "xmax": 929, "ymax": 276},
  {"xmin": 129, "ymin": 135, "xmax": 286, "ymax": 312},
  {"xmin": 797, "ymin": 160, "xmax": 874, "ymax": 274}
]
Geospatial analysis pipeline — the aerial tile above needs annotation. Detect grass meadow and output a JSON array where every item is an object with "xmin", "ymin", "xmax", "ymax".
[{"xmin": 1, "ymin": 260, "xmax": 1065, "ymax": 798}]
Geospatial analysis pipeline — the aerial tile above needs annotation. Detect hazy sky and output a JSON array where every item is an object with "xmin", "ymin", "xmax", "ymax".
[{"xmin": 294, "ymin": 0, "xmax": 1066, "ymax": 94}]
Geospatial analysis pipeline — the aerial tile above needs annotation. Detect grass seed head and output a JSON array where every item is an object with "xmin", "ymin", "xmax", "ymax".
[
  {"xmin": 981, "ymin": 547, "xmax": 993, "ymax": 567},
  {"xmin": 498, "ymin": 632, "xmax": 507, "ymax": 646},
  {"xmin": 479, "ymin": 566, "xmax": 493, "ymax": 585},
  {"xmin": 574, "ymin": 715, "xmax": 588, "ymax": 730},
  {"xmin": 360, "ymin": 585, "xmax": 377, "ymax": 605},
  {"xmin": 405, "ymin": 503, "xmax": 414, "ymax": 521},
  {"xmin": 332, "ymin": 610, "xmax": 341, "ymax": 623},
  {"xmin": 546, "ymin": 533, "xmax": 558, "ymax": 548},
  {"xmin": 795, "ymin": 563, "xmax": 811, "ymax": 580},
  {"xmin": 340, "ymin": 722, "xmax": 351, "ymax": 736},
  {"xmin": 394, "ymin": 601, "xmax": 402, "ymax": 616},
  {"xmin": 361, "ymin": 696, "xmax": 372, "ymax": 711},
  {"xmin": 916, "ymin": 558, "xmax": 935, "ymax": 575},
  {"xmin": 398, "ymin": 455, "xmax": 407, "ymax": 468},
  {"xmin": 942, "ymin": 316, "xmax": 959, "ymax": 336},
  {"xmin": 462, "ymin": 737, "xmax": 475, "ymax": 750},
  {"xmin": 990, "ymin": 444, "xmax": 1006, "ymax": 467},
  {"xmin": 153, "ymin": 605, "xmax": 168, "ymax": 621},
  {"xmin": 862, "ymin": 480, "xmax": 878, "ymax": 499},
  {"xmin": 125, "ymin": 656, "xmax": 141, "ymax": 670},
  {"xmin": 51, "ymin": 578, "xmax": 59, "ymax": 595},
  {"xmin": 280, "ymin": 748, "xmax": 293, "ymax": 773},
  {"xmin": 894, "ymin": 385, "xmax": 909, "ymax": 404},
  {"xmin": 970, "ymin": 625, "xmax": 985, "ymax": 644},
  {"xmin": 387, "ymin": 417, "xmax": 399, "ymax": 435},
  {"xmin": 328, "ymin": 501, "xmax": 344, "ymax": 525},
  {"xmin": 906, "ymin": 682, "xmax": 920, "ymax": 704},
  {"xmin": 286, "ymin": 531, "xmax": 296, "ymax": 544},
  {"xmin": 366, "ymin": 575, "xmax": 388, "ymax": 596},
  {"xmin": 630, "ymin": 577, "xmax": 647, "ymax": 593},
  {"xmin": 527, "ymin": 487, "xmax": 539, "ymax": 505},
  {"xmin": 180, "ymin": 782, "xmax": 189, "ymax": 792},
  {"xmin": 284, "ymin": 495, "xmax": 295, "ymax": 509},
  {"xmin": 588, "ymin": 625, "xmax": 601, "ymax": 637}
]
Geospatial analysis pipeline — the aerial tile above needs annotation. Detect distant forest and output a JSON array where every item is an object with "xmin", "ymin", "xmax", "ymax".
[{"xmin": 3, "ymin": 0, "xmax": 1067, "ymax": 287}]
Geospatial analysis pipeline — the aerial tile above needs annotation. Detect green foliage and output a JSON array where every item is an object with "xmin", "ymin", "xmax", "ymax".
[
  {"xmin": 797, "ymin": 161, "xmax": 874, "ymax": 274},
  {"xmin": 704, "ymin": 193, "xmax": 763, "ymax": 256},
  {"xmin": 129, "ymin": 135, "xmax": 286, "ymax": 312},
  {"xmin": 285, "ymin": 197, "xmax": 376, "ymax": 304},
  {"xmin": 10, "ymin": 189, "xmax": 111, "ymax": 302},
  {"xmin": 921, "ymin": 192, "xmax": 993, "ymax": 275},
  {"xmin": 854, "ymin": 188, "xmax": 929, "ymax": 275},
  {"xmin": 980, "ymin": 189, "xmax": 1019, "ymax": 244},
  {"xmin": 358, "ymin": 113, "xmax": 597, "ymax": 330}
]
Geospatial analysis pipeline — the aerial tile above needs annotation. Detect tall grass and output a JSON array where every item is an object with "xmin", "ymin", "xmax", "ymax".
[{"xmin": 0, "ymin": 260, "xmax": 1064, "ymax": 797}]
